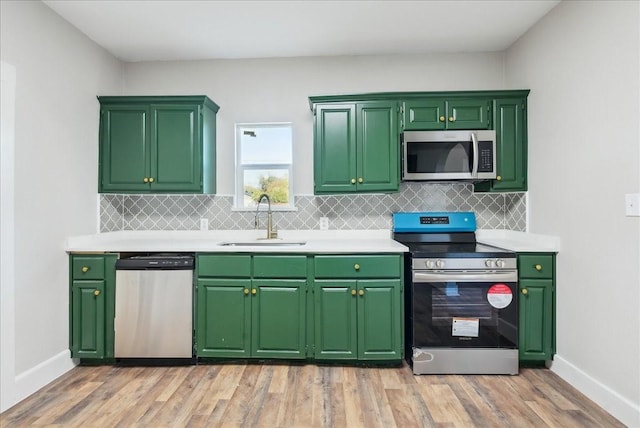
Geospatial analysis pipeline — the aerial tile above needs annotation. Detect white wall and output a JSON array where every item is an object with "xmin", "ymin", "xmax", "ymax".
[
  {"xmin": 505, "ymin": 1, "xmax": 640, "ymax": 426},
  {"xmin": 0, "ymin": 1, "xmax": 123, "ymax": 412},
  {"xmin": 122, "ymin": 53, "xmax": 507, "ymax": 196}
]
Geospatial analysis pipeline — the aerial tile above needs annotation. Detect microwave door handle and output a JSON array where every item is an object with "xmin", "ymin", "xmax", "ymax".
[{"xmin": 471, "ymin": 132, "xmax": 479, "ymax": 178}]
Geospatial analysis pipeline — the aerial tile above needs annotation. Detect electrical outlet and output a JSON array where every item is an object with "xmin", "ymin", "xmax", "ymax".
[
  {"xmin": 200, "ymin": 218, "xmax": 209, "ymax": 230},
  {"xmin": 319, "ymin": 217, "xmax": 329, "ymax": 230},
  {"xmin": 625, "ymin": 193, "xmax": 640, "ymax": 217}
]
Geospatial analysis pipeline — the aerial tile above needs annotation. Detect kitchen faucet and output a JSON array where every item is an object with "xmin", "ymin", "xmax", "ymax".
[{"xmin": 254, "ymin": 194, "xmax": 278, "ymax": 239}]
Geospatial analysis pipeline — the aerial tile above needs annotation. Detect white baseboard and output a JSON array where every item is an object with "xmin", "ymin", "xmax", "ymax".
[
  {"xmin": 551, "ymin": 355, "xmax": 640, "ymax": 427},
  {"xmin": 5, "ymin": 350, "xmax": 77, "ymax": 412}
]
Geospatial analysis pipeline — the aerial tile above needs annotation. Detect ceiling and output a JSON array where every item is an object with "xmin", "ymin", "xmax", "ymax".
[{"xmin": 43, "ymin": 0, "xmax": 561, "ymax": 63}]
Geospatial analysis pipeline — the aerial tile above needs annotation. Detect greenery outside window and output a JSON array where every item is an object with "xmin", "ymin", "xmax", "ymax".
[{"xmin": 235, "ymin": 123, "xmax": 294, "ymax": 210}]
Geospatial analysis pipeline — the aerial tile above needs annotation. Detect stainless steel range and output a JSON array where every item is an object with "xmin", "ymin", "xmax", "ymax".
[{"xmin": 393, "ymin": 212, "xmax": 518, "ymax": 375}]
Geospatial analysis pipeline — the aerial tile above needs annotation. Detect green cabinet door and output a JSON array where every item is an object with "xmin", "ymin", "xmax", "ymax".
[
  {"xmin": 356, "ymin": 102, "xmax": 399, "ymax": 192},
  {"xmin": 403, "ymin": 98, "xmax": 491, "ymax": 130},
  {"xmin": 196, "ymin": 278, "xmax": 251, "ymax": 358},
  {"xmin": 100, "ymin": 105, "xmax": 150, "ymax": 192},
  {"xmin": 403, "ymin": 99, "xmax": 446, "ymax": 130},
  {"xmin": 357, "ymin": 279, "xmax": 402, "ymax": 360},
  {"xmin": 475, "ymin": 98, "xmax": 527, "ymax": 192},
  {"xmin": 445, "ymin": 99, "xmax": 492, "ymax": 130},
  {"xmin": 313, "ymin": 101, "xmax": 398, "ymax": 194},
  {"xmin": 314, "ymin": 280, "xmax": 357, "ymax": 359},
  {"xmin": 251, "ymin": 280, "xmax": 306, "ymax": 359},
  {"xmin": 313, "ymin": 104, "xmax": 357, "ymax": 193},
  {"xmin": 519, "ymin": 278, "xmax": 553, "ymax": 361},
  {"xmin": 150, "ymin": 104, "xmax": 201, "ymax": 192},
  {"xmin": 71, "ymin": 279, "xmax": 106, "ymax": 359}
]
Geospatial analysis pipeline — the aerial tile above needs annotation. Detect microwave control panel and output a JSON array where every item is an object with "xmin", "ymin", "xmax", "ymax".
[{"xmin": 477, "ymin": 140, "xmax": 494, "ymax": 172}]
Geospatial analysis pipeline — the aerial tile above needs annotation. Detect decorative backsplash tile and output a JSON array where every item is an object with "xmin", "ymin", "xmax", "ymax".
[{"xmin": 100, "ymin": 183, "xmax": 526, "ymax": 232}]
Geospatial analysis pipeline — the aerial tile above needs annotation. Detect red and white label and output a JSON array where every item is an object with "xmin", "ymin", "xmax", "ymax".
[{"xmin": 487, "ymin": 283, "xmax": 513, "ymax": 309}]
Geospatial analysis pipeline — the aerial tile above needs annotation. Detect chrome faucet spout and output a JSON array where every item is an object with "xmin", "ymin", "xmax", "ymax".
[{"xmin": 254, "ymin": 194, "xmax": 277, "ymax": 239}]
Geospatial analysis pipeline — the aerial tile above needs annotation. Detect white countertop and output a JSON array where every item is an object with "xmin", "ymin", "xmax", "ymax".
[
  {"xmin": 476, "ymin": 229, "xmax": 561, "ymax": 252},
  {"xmin": 66, "ymin": 228, "xmax": 560, "ymax": 254},
  {"xmin": 66, "ymin": 229, "xmax": 409, "ymax": 254}
]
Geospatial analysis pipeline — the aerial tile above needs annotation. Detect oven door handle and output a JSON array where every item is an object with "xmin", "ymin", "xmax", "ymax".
[{"xmin": 413, "ymin": 271, "xmax": 518, "ymax": 283}]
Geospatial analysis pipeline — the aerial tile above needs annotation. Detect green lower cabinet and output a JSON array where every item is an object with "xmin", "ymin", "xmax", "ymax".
[
  {"xmin": 195, "ymin": 254, "xmax": 307, "ymax": 359},
  {"xmin": 314, "ymin": 279, "xmax": 402, "ymax": 361},
  {"xmin": 69, "ymin": 254, "xmax": 117, "ymax": 360},
  {"xmin": 518, "ymin": 253, "xmax": 556, "ymax": 362}
]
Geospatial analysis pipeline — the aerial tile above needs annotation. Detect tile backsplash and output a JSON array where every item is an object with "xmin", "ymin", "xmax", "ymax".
[{"xmin": 100, "ymin": 182, "xmax": 526, "ymax": 232}]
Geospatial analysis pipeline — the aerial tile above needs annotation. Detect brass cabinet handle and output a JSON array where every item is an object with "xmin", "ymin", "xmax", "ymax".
[
  {"xmin": 358, "ymin": 289, "xmax": 364, "ymax": 296},
  {"xmin": 143, "ymin": 177, "xmax": 149, "ymax": 183},
  {"xmin": 94, "ymin": 289, "xmax": 101, "ymax": 296},
  {"xmin": 149, "ymin": 177, "xmax": 154, "ymax": 183},
  {"xmin": 81, "ymin": 266, "xmax": 89, "ymax": 273},
  {"xmin": 358, "ymin": 177, "xmax": 363, "ymax": 183},
  {"xmin": 244, "ymin": 288, "xmax": 249, "ymax": 295},
  {"xmin": 351, "ymin": 289, "xmax": 357, "ymax": 296},
  {"xmin": 448, "ymin": 116, "xmax": 454, "ymax": 122},
  {"xmin": 439, "ymin": 116, "xmax": 445, "ymax": 122},
  {"xmin": 535, "ymin": 264, "xmax": 543, "ymax": 271},
  {"xmin": 354, "ymin": 263, "xmax": 360, "ymax": 271},
  {"xmin": 522, "ymin": 288, "xmax": 528, "ymax": 295},
  {"xmin": 351, "ymin": 178, "xmax": 356, "ymax": 184},
  {"xmin": 496, "ymin": 175, "xmax": 502, "ymax": 181},
  {"xmin": 251, "ymin": 288, "xmax": 257, "ymax": 295}
]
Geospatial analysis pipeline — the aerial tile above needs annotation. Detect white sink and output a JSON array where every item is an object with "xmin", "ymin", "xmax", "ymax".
[{"xmin": 218, "ymin": 240, "xmax": 307, "ymax": 247}]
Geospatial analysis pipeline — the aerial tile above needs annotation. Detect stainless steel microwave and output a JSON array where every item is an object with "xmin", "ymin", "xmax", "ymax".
[{"xmin": 402, "ymin": 130, "xmax": 497, "ymax": 181}]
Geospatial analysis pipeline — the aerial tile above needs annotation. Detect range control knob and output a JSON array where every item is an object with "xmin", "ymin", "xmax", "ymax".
[
  {"xmin": 485, "ymin": 259, "xmax": 494, "ymax": 268},
  {"xmin": 425, "ymin": 260, "xmax": 435, "ymax": 269},
  {"xmin": 495, "ymin": 259, "xmax": 505, "ymax": 268},
  {"xmin": 435, "ymin": 259, "xmax": 445, "ymax": 268}
]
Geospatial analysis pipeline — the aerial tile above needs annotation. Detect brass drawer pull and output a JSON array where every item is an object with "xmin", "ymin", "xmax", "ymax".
[{"xmin": 81, "ymin": 266, "xmax": 89, "ymax": 273}]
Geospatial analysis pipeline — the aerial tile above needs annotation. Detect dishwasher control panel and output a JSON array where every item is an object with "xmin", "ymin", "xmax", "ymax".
[{"xmin": 115, "ymin": 253, "xmax": 194, "ymax": 270}]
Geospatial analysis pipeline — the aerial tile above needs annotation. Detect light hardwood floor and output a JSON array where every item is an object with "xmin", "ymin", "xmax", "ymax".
[{"xmin": 0, "ymin": 362, "xmax": 623, "ymax": 427}]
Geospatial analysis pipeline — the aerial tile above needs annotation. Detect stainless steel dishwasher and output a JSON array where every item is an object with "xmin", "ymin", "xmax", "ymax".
[{"xmin": 114, "ymin": 253, "xmax": 194, "ymax": 360}]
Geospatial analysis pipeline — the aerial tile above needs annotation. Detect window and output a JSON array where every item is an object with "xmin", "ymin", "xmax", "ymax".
[{"xmin": 235, "ymin": 123, "xmax": 294, "ymax": 210}]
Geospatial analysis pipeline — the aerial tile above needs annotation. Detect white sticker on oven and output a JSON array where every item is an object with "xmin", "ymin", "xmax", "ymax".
[
  {"xmin": 452, "ymin": 317, "xmax": 479, "ymax": 337},
  {"xmin": 487, "ymin": 283, "xmax": 513, "ymax": 309}
]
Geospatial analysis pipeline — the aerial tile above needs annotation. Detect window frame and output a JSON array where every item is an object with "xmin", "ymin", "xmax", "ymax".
[{"xmin": 234, "ymin": 122, "xmax": 295, "ymax": 211}]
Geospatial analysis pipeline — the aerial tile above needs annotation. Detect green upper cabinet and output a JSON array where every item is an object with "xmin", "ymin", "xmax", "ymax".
[
  {"xmin": 475, "ymin": 97, "xmax": 528, "ymax": 192},
  {"xmin": 98, "ymin": 95, "xmax": 219, "ymax": 194},
  {"xmin": 402, "ymin": 98, "xmax": 491, "ymax": 130},
  {"xmin": 312, "ymin": 100, "xmax": 399, "ymax": 194}
]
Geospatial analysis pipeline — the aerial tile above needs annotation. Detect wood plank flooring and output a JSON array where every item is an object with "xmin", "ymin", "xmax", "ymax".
[{"xmin": 0, "ymin": 362, "xmax": 624, "ymax": 427}]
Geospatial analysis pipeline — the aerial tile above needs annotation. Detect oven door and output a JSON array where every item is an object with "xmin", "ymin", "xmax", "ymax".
[{"xmin": 411, "ymin": 270, "xmax": 517, "ymax": 348}]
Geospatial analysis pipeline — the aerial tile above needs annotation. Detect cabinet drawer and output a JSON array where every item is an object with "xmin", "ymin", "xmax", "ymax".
[
  {"xmin": 314, "ymin": 255, "xmax": 400, "ymax": 278},
  {"xmin": 253, "ymin": 256, "xmax": 307, "ymax": 278},
  {"xmin": 72, "ymin": 256, "xmax": 105, "ymax": 279},
  {"xmin": 518, "ymin": 254, "xmax": 554, "ymax": 279},
  {"xmin": 198, "ymin": 255, "xmax": 251, "ymax": 277}
]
